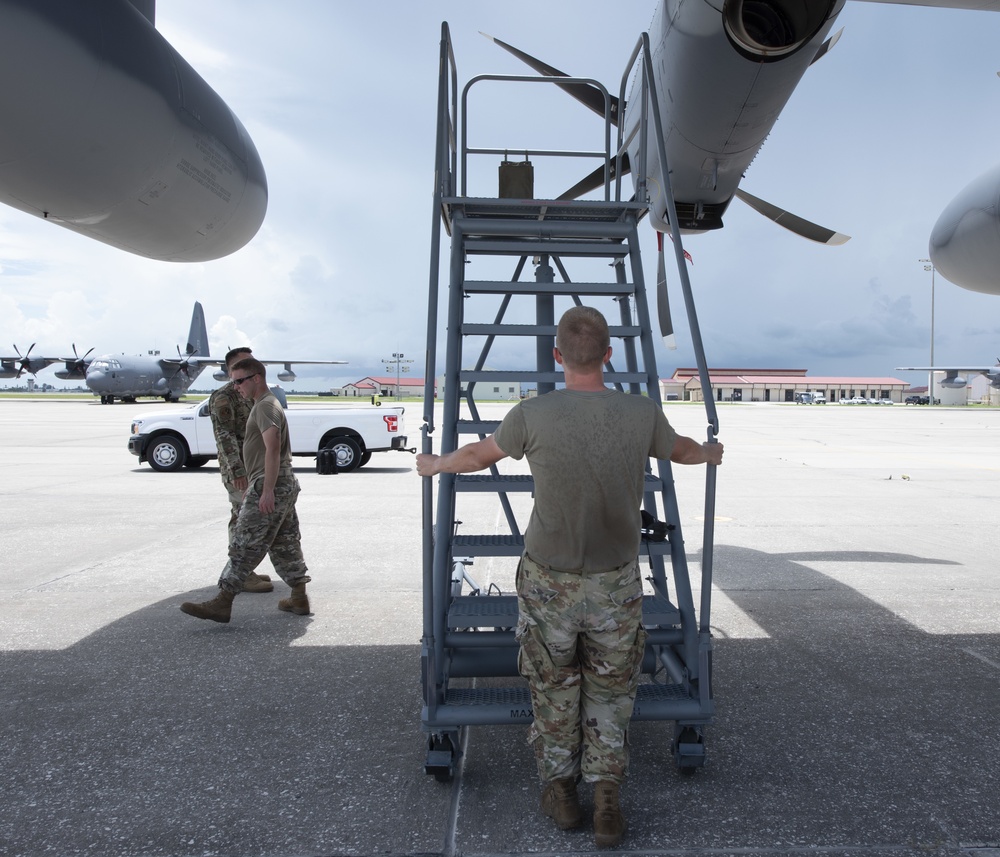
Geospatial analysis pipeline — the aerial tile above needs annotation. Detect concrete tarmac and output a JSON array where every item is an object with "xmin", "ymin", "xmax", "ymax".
[{"xmin": 0, "ymin": 398, "xmax": 998, "ymax": 857}]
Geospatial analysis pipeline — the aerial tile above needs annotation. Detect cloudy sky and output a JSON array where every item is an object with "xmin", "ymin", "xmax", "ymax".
[{"xmin": 2, "ymin": 1, "xmax": 1000, "ymax": 391}]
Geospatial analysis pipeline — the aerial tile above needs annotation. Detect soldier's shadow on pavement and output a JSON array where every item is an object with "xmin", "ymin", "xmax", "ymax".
[
  {"xmin": 0, "ymin": 589, "xmax": 452, "ymax": 857},
  {"xmin": 4, "ymin": 546, "xmax": 998, "ymax": 857}
]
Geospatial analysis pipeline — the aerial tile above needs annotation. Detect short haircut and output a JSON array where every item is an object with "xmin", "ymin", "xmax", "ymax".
[
  {"xmin": 231, "ymin": 356, "xmax": 266, "ymax": 379},
  {"xmin": 225, "ymin": 346, "xmax": 252, "ymax": 367},
  {"xmin": 556, "ymin": 306, "xmax": 610, "ymax": 369}
]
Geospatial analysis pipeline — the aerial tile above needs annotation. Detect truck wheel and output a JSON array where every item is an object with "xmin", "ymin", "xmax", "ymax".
[
  {"xmin": 185, "ymin": 456, "xmax": 210, "ymax": 469},
  {"xmin": 147, "ymin": 435, "xmax": 186, "ymax": 472},
  {"xmin": 326, "ymin": 437, "xmax": 361, "ymax": 473},
  {"xmin": 359, "ymin": 450, "xmax": 372, "ymax": 468}
]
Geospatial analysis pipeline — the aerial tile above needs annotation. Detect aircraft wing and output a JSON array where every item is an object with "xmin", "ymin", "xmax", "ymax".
[
  {"xmin": 259, "ymin": 360, "xmax": 348, "ymax": 366},
  {"xmin": 155, "ymin": 357, "xmax": 349, "ymax": 372},
  {"xmin": 896, "ymin": 365, "xmax": 1000, "ymax": 387},
  {"xmin": 0, "ymin": 350, "xmax": 61, "ymax": 377},
  {"xmin": 896, "ymin": 365, "xmax": 998, "ymax": 372},
  {"xmin": 211, "ymin": 359, "xmax": 349, "ymax": 383}
]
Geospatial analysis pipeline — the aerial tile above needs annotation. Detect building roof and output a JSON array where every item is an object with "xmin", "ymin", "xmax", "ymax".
[
  {"xmin": 353, "ymin": 376, "xmax": 425, "ymax": 386},
  {"xmin": 671, "ymin": 367, "xmax": 808, "ymax": 379},
  {"xmin": 732, "ymin": 375, "xmax": 908, "ymax": 386},
  {"xmin": 671, "ymin": 370, "xmax": 908, "ymax": 387}
]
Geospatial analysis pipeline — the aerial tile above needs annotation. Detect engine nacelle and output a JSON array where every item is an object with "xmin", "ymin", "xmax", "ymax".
[
  {"xmin": 277, "ymin": 369, "xmax": 296, "ymax": 383},
  {"xmin": 213, "ymin": 369, "xmax": 229, "ymax": 382},
  {"xmin": 929, "ymin": 162, "xmax": 1000, "ymax": 295},
  {"xmin": 940, "ymin": 375, "xmax": 967, "ymax": 389},
  {"xmin": 54, "ymin": 368, "xmax": 87, "ymax": 380},
  {"xmin": 723, "ymin": 0, "xmax": 839, "ymax": 60},
  {"xmin": 0, "ymin": 0, "xmax": 267, "ymax": 262}
]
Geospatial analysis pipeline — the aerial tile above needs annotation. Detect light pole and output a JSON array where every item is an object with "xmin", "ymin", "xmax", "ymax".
[
  {"xmin": 919, "ymin": 259, "xmax": 936, "ymax": 405},
  {"xmin": 382, "ymin": 352, "xmax": 413, "ymax": 401}
]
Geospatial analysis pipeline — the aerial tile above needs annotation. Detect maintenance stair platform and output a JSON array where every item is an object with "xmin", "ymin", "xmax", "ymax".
[{"xmin": 419, "ymin": 23, "xmax": 720, "ymax": 782}]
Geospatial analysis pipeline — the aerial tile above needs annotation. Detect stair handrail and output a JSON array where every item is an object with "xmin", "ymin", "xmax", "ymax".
[
  {"xmin": 459, "ymin": 74, "xmax": 615, "ymax": 201},
  {"xmin": 618, "ymin": 32, "xmax": 721, "ymax": 634}
]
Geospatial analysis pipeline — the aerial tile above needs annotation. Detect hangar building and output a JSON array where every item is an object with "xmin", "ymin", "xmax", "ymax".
[{"xmin": 664, "ymin": 368, "xmax": 909, "ymax": 403}]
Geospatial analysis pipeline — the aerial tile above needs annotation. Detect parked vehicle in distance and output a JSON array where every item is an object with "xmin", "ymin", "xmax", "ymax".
[
  {"xmin": 904, "ymin": 396, "xmax": 940, "ymax": 405},
  {"xmin": 127, "ymin": 397, "xmax": 410, "ymax": 473},
  {"xmin": 851, "ymin": 396, "xmax": 868, "ymax": 404},
  {"xmin": 879, "ymin": 398, "xmax": 894, "ymax": 405}
]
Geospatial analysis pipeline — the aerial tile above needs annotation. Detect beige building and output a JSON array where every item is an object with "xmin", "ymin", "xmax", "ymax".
[
  {"xmin": 665, "ymin": 368, "xmax": 909, "ymax": 404},
  {"xmin": 341, "ymin": 375, "xmax": 428, "ymax": 399}
]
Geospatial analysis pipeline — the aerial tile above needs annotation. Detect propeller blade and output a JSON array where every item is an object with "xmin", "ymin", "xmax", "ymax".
[
  {"xmin": 557, "ymin": 153, "xmax": 631, "ymax": 201},
  {"xmin": 480, "ymin": 32, "xmax": 621, "ymax": 126},
  {"xmin": 14, "ymin": 343, "xmax": 37, "ymax": 377},
  {"xmin": 811, "ymin": 27, "xmax": 843, "ymax": 65},
  {"xmin": 735, "ymin": 189, "xmax": 850, "ymax": 245},
  {"xmin": 656, "ymin": 233, "xmax": 676, "ymax": 350}
]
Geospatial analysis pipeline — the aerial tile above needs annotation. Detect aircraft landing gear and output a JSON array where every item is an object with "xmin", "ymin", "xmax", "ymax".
[{"xmin": 100, "ymin": 395, "xmax": 114, "ymax": 404}]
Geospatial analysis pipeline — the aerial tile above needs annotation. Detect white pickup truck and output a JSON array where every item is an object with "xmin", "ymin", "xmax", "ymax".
[{"xmin": 127, "ymin": 397, "xmax": 410, "ymax": 473}]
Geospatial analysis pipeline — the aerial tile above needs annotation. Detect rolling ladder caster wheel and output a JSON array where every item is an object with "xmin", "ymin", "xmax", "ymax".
[
  {"xmin": 673, "ymin": 725, "xmax": 706, "ymax": 775},
  {"xmin": 425, "ymin": 731, "xmax": 461, "ymax": 782}
]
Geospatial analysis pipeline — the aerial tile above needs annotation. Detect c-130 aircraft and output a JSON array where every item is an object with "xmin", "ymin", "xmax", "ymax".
[{"xmin": 0, "ymin": 302, "xmax": 347, "ymax": 404}]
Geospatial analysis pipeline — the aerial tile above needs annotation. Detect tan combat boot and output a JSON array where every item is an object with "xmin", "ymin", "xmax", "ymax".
[
  {"xmin": 243, "ymin": 571, "xmax": 274, "ymax": 593},
  {"xmin": 593, "ymin": 780, "xmax": 626, "ymax": 848},
  {"xmin": 180, "ymin": 589, "xmax": 236, "ymax": 623},
  {"xmin": 278, "ymin": 581, "xmax": 310, "ymax": 616},
  {"xmin": 540, "ymin": 777, "xmax": 583, "ymax": 830}
]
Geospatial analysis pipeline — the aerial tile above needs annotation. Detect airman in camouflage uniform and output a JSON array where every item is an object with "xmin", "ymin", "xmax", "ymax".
[
  {"xmin": 207, "ymin": 347, "xmax": 272, "ymax": 593},
  {"xmin": 416, "ymin": 307, "xmax": 723, "ymax": 848},
  {"xmin": 182, "ymin": 357, "xmax": 312, "ymax": 624}
]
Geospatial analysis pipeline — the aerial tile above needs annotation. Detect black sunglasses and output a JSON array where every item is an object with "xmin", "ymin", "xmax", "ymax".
[{"xmin": 231, "ymin": 373, "xmax": 258, "ymax": 386}]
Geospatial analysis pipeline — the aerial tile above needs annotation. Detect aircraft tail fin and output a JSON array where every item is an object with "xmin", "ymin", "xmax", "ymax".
[{"xmin": 186, "ymin": 302, "xmax": 210, "ymax": 356}]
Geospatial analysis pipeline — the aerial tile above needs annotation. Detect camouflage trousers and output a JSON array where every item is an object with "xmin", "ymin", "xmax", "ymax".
[
  {"xmin": 218, "ymin": 471, "xmax": 310, "ymax": 594},
  {"xmin": 516, "ymin": 553, "xmax": 647, "ymax": 785},
  {"xmin": 223, "ymin": 480, "xmax": 243, "ymax": 546}
]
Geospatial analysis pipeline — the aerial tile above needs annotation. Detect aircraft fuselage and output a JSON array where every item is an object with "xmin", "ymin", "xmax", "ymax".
[{"xmin": 85, "ymin": 354, "xmax": 205, "ymax": 402}]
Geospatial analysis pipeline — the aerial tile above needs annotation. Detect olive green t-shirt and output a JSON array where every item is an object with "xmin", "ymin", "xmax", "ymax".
[
  {"xmin": 493, "ymin": 389, "xmax": 677, "ymax": 572},
  {"xmin": 242, "ymin": 391, "xmax": 291, "ymax": 484}
]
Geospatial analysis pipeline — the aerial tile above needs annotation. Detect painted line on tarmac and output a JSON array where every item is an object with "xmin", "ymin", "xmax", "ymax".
[{"xmin": 962, "ymin": 647, "xmax": 1000, "ymax": 671}]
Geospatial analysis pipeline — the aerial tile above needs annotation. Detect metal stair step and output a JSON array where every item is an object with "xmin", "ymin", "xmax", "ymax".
[
  {"xmin": 446, "ymin": 593, "xmax": 679, "ymax": 630},
  {"xmin": 463, "ymin": 280, "xmax": 634, "ymax": 296},
  {"xmin": 451, "ymin": 534, "xmax": 672, "ymax": 557},
  {"xmin": 464, "ymin": 239, "xmax": 630, "ymax": 258},
  {"xmin": 462, "ymin": 323, "xmax": 641, "ymax": 338},
  {"xmin": 460, "ymin": 370, "xmax": 650, "ymax": 385},
  {"xmin": 456, "ymin": 474, "xmax": 535, "ymax": 492},
  {"xmin": 445, "ymin": 197, "xmax": 647, "ymax": 224},
  {"xmin": 429, "ymin": 681, "xmax": 704, "ymax": 727},
  {"xmin": 456, "ymin": 418, "xmax": 501, "ymax": 435}
]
